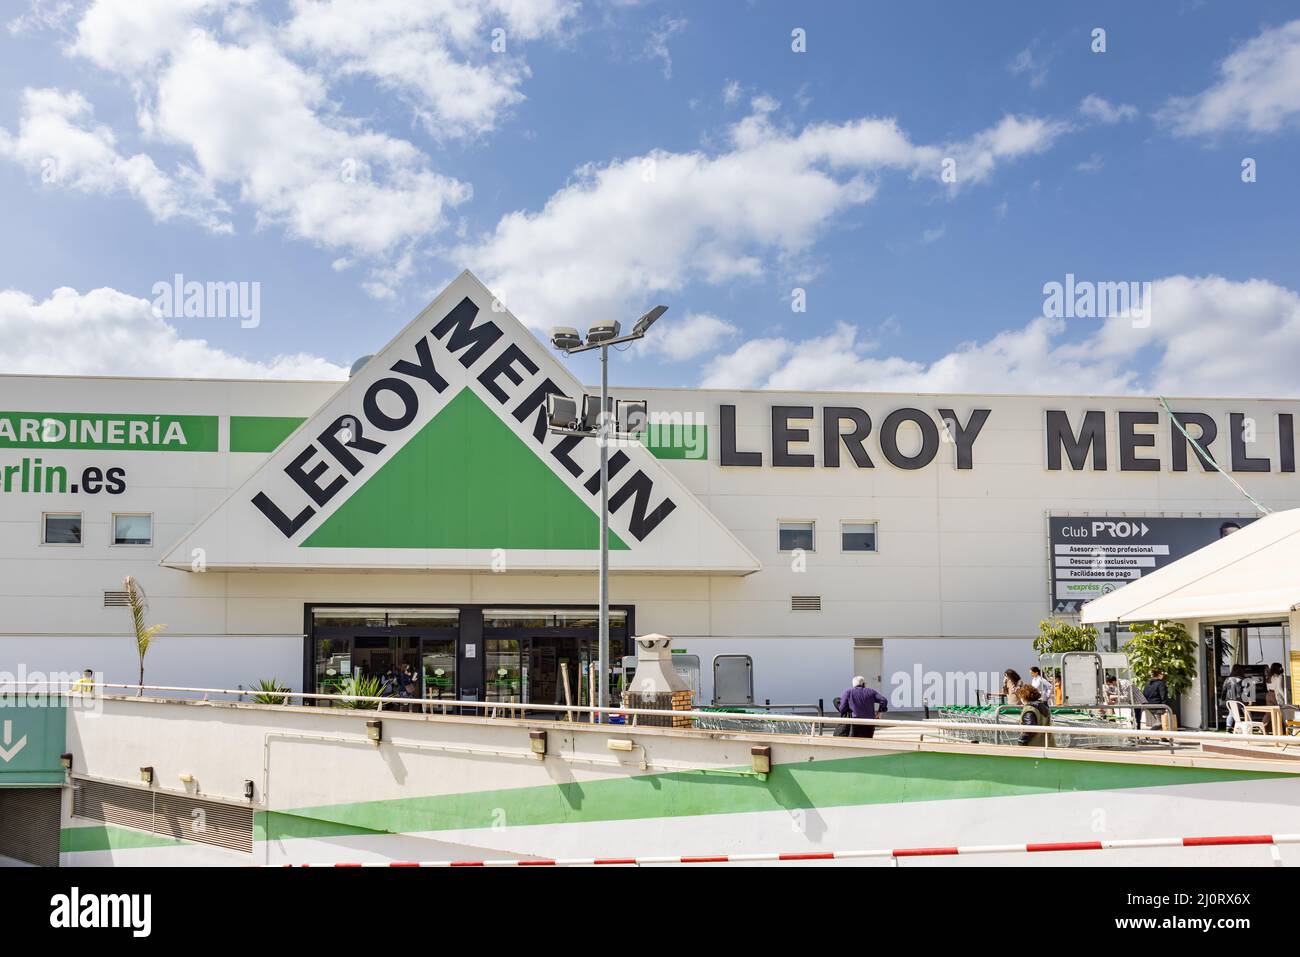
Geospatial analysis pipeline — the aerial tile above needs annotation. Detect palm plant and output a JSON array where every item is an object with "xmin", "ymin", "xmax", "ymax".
[
  {"xmin": 123, "ymin": 576, "xmax": 165, "ymax": 695},
  {"xmin": 250, "ymin": 678, "xmax": 290, "ymax": 705},
  {"xmin": 336, "ymin": 673, "xmax": 384, "ymax": 709}
]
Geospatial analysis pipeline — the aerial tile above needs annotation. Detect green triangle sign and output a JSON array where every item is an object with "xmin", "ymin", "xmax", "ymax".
[{"xmin": 301, "ymin": 387, "xmax": 628, "ymax": 550}]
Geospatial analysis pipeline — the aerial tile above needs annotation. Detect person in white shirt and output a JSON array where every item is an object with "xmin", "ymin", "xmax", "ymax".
[{"xmin": 1029, "ymin": 666, "xmax": 1054, "ymax": 706}]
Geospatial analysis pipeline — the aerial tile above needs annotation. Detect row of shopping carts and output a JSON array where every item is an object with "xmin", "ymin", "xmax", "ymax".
[
  {"xmin": 693, "ymin": 706, "xmax": 822, "ymax": 736},
  {"xmin": 931, "ymin": 704, "xmax": 1138, "ymax": 749}
]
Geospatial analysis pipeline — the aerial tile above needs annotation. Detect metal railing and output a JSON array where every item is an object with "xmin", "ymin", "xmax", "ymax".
[{"xmin": 6, "ymin": 679, "xmax": 1299, "ymax": 751}]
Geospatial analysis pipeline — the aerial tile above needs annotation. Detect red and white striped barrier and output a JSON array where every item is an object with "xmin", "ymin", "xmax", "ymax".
[{"xmin": 281, "ymin": 832, "xmax": 1300, "ymax": 867}]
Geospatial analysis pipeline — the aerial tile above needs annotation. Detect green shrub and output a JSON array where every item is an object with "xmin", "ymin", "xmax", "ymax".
[
  {"xmin": 1032, "ymin": 619, "xmax": 1098, "ymax": 674},
  {"xmin": 1124, "ymin": 620, "xmax": 1197, "ymax": 697}
]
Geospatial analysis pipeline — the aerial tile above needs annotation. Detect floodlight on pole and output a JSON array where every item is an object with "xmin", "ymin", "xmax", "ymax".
[
  {"xmin": 550, "ymin": 327, "xmax": 581, "ymax": 351},
  {"xmin": 547, "ymin": 304, "xmax": 667, "ymax": 721},
  {"xmin": 632, "ymin": 304, "xmax": 668, "ymax": 337}
]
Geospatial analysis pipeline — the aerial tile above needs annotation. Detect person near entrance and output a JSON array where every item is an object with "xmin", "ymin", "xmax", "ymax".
[
  {"xmin": 1143, "ymin": 670, "xmax": 1172, "ymax": 730},
  {"xmin": 1267, "ymin": 662, "xmax": 1288, "ymax": 707},
  {"xmin": 839, "ymin": 675, "xmax": 888, "ymax": 738},
  {"xmin": 1222, "ymin": 665, "xmax": 1248, "ymax": 730}
]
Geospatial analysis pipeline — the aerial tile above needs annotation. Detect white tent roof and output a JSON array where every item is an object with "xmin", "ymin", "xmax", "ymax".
[{"xmin": 1079, "ymin": 508, "xmax": 1300, "ymax": 623}]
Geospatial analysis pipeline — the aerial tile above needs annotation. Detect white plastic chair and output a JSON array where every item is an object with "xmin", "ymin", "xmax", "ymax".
[{"xmin": 1226, "ymin": 700, "xmax": 1266, "ymax": 735}]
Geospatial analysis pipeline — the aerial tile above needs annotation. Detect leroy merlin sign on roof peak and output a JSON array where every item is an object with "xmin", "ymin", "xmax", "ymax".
[{"xmin": 162, "ymin": 271, "xmax": 759, "ymax": 574}]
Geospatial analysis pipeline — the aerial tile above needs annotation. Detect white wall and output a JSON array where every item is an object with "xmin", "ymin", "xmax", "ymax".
[{"xmin": 0, "ymin": 635, "xmax": 302, "ymax": 691}]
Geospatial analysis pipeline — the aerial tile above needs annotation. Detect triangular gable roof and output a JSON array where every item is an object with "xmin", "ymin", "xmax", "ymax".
[
  {"xmin": 162, "ymin": 271, "xmax": 760, "ymax": 574},
  {"xmin": 1079, "ymin": 508, "xmax": 1300, "ymax": 622}
]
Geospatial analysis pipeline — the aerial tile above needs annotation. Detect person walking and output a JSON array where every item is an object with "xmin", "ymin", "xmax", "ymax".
[
  {"xmin": 838, "ymin": 676, "xmax": 888, "ymax": 738},
  {"xmin": 1016, "ymin": 684, "xmax": 1051, "ymax": 747}
]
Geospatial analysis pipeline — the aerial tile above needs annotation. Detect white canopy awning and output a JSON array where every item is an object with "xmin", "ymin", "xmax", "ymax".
[{"xmin": 1079, "ymin": 508, "xmax": 1300, "ymax": 624}]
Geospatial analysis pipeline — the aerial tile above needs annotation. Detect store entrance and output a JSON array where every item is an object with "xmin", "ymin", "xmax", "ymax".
[
  {"xmin": 484, "ymin": 636, "xmax": 593, "ymax": 709},
  {"xmin": 1204, "ymin": 622, "xmax": 1288, "ymax": 729},
  {"xmin": 308, "ymin": 605, "xmax": 633, "ymax": 709},
  {"xmin": 312, "ymin": 608, "xmax": 459, "ymax": 705},
  {"xmin": 482, "ymin": 607, "xmax": 630, "ymax": 714}
]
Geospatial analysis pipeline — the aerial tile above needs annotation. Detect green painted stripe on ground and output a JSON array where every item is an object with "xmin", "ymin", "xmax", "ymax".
[
  {"xmin": 60, "ymin": 823, "xmax": 190, "ymax": 853},
  {"xmin": 229, "ymin": 415, "xmax": 305, "ymax": 452},
  {"xmin": 261, "ymin": 750, "xmax": 1291, "ymax": 843}
]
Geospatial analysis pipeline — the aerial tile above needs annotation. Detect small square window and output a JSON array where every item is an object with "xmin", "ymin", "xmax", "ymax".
[
  {"xmin": 43, "ymin": 513, "xmax": 82, "ymax": 545},
  {"xmin": 778, "ymin": 521, "xmax": 814, "ymax": 551},
  {"xmin": 842, "ymin": 522, "xmax": 878, "ymax": 552},
  {"xmin": 113, "ymin": 513, "xmax": 153, "ymax": 546}
]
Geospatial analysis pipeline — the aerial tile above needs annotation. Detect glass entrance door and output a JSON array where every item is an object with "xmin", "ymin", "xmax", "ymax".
[
  {"xmin": 528, "ymin": 636, "xmax": 581, "ymax": 709},
  {"xmin": 421, "ymin": 638, "xmax": 457, "ymax": 704}
]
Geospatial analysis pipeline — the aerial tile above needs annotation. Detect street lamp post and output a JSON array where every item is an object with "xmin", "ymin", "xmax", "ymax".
[{"xmin": 549, "ymin": 305, "xmax": 667, "ymax": 719}]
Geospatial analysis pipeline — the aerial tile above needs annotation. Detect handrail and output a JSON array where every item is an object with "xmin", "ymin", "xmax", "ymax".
[{"xmin": 5, "ymin": 679, "xmax": 1298, "ymax": 747}]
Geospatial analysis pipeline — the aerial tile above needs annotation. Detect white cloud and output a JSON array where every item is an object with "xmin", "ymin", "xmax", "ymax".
[
  {"xmin": 0, "ymin": 87, "xmax": 232, "ymax": 232},
  {"xmin": 1076, "ymin": 153, "xmax": 1104, "ymax": 173},
  {"xmin": 722, "ymin": 79, "xmax": 742, "ymax": 105},
  {"xmin": 282, "ymin": 0, "xmax": 577, "ymax": 137},
  {"xmin": 0, "ymin": 286, "xmax": 347, "ymax": 379},
  {"xmin": 1079, "ymin": 94, "xmax": 1138, "ymax": 124},
  {"xmin": 70, "ymin": 0, "xmax": 247, "ymax": 74},
  {"xmin": 698, "ymin": 276, "xmax": 1300, "ymax": 398},
  {"xmin": 699, "ymin": 336, "xmax": 793, "ymax": 390},
  {"xmin": 920, "ymin": 225, "xmax": 945, "ymax": 244},
  {"xmin": 148, "ymin": 32, "xmax": 471, "ymax": 260},
  {"xmin": 36, "ymin": 0, "xmax": 579, "ymax": 297},
  {"xmin": 1161, "ymin": 19, "xmax": 1300, "ymax": 135},
  {"xmin": 460, "ymin": 102, "xmax": 1067, "ymax": 330},
  {"xmin": 642, "ymin": 15, "xmax": 687, "ymax": 79},
  {"xmin": 645, "ymin": 312, "xmax": 738, "ymax": 361},
  {"xmin": 6, "ymin": 0, "xmax": 75, "ymax": 36},
  {"xmin": 1008, "ymin": 44, "xmax": 1048, "ymax": 88}
]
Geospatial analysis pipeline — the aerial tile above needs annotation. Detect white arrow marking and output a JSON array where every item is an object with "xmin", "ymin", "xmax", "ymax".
[{"xmin": 0, "ymin": 720, "xmax": 28, "ymax": 763}]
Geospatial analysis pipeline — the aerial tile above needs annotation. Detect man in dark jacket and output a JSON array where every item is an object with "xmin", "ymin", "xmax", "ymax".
[
  {"xmin": 839, "ymin": 676, "xmax": 888, "ymax": 738},
  {"xmin": 1143, "ymin": 670, "xmax": 1171, "ymax": 729}
]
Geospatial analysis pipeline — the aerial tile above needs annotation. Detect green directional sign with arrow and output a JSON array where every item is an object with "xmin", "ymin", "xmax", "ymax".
[{"xmin": 0, "ymin": 698, "xmax": 66, "ymax": 786}]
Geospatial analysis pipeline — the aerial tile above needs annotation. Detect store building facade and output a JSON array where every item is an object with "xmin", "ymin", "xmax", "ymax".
[{"xmin": 1, "ymin": 272, "xmax": 1296, "ymax": 721}]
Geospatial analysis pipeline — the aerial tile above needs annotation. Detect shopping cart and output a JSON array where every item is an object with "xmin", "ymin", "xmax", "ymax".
[
  {"xmin": 694, "ymin": 706, "xmax": 819, "ymax": 736},
  {"xmin": 931, "ymin": 705, "xmax": 1138, "ymax": 749}
]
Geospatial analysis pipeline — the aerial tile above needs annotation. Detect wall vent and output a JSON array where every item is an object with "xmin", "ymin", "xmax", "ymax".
[
  {"xmin": 103, "ymin": 591, "xmax": 130, "ymax": 607},
  {"xmin": 791, "ymin": 595, "xmax": 822, "ymax": 612},
  {"xmin": 72, "ymin": 778, "xmax": 254, "ymax": 854}
]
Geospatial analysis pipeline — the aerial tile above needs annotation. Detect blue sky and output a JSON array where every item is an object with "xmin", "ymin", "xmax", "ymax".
[{"xmin": 1, "ymin": 1, "xmax": 1299, "ymax": 396}]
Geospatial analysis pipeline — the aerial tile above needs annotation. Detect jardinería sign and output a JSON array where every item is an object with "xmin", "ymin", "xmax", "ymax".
[{"xmin": 0, "ymin": 412, "xmax": 217, "ymax": 451}]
